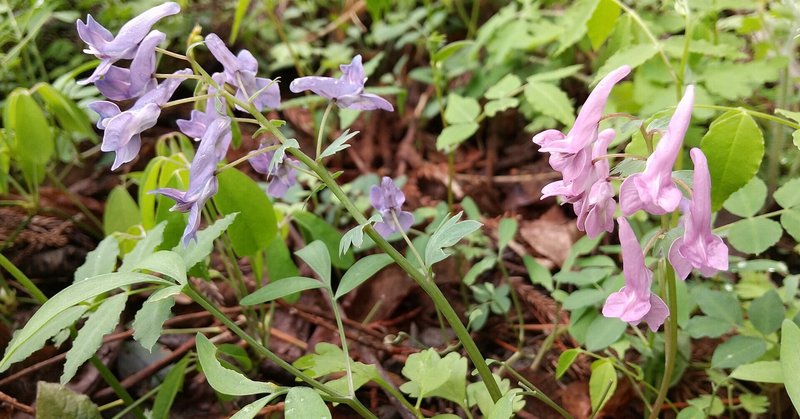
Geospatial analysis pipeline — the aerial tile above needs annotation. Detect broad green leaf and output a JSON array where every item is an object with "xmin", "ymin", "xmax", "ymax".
[
  {"xmin": 285, "ymin": 387, "xmax": 331, "ymax": 419},
  {"xmin": 104, "ymin": 185, "xmax": 141, "ymax": 235},
  {"xmin": 556, "ymin": 348, "xmax": 580, "ymax": 379},
  {"xmin": 727, "ymin": 218, "xmax": 782, "ymax": 255},
  {"xmin": 293, "ymin": 212, "xmax": 354, "ymax": 269},
  {"xmin": 487, "ymin": 392, "xmax": 515, "ymax": 419},
  {"xmin": 151, "ymin": 355, "xmax": 191, "ymax": 419},
  {"xmin": 592, "ymin": 44, "xmax": 657, "ymax": 85},
  {"xmin": 589, "ymin": 358, "xmax": 617, "ymax": 414},
  {"xmin": 132, "ymin": 286, "xmax": 180, "ymax": 351},
  {"xmin": 749, "ymin": 290, "xmax": 785, "ymax": 335},
  {"xmin": 134, "ymin": 251, "xmax": 187, "ymax": 285},
  {"xmin": 425, "ymin": 212, "xmax": 482, "ymax": 267},
  {"xmin": 433, "ymin": 40, "xmax": 474, "ymax": 63},
  {"xmin": 700, "ymin": 110, "xmax": 765, "ymax": 211},
  {"xmin": 780, "ymin": 208, "xmax": 800, "ymax": 241},
  {"xmin": 466, "ymin": 374, "xmax": 522, "ymax": 417},
  {"xmin": 585, "ymin": 316, "xmax": 627, "ymax": 351},
  {"xmin": 320, "ymin": 129, "xmax": 359, "ymax": 159},
  {"xmin": 722, "ymin": 176, "xmax": 766, "ymax": 218},
  {"xmin": 773, "ymin": 177, "xmax": 800, "ymax": 208},
  {"xmin": 676, "ymin": 406, "xmax": 704, "ymax": 419},
  {"xmin": 424, "ymin": 352, "xmax": 468, "ymax": 406},
  {"xmin": 74, "ymin": 236, "xmax": 119, "ymax": 283},
  {"xmin": 523, "ymin": 255, "xmax": 553, "ymax": 291},
  {"xmin": 0, "ymin": 272, "xmax": 169, "ymax": 373},
  {"xmin": 586, "ymin": 0, "xmax": 620, "ymax": 50},
  {"xmin": 694, "ymin": 288, "xmax": 743, "ymax": 326},
  {"xmin": 231, "ymin": 393, "xmax": 282, "ymax": 419},
  {"xmin": 295, "ymin": 241, "xmax": 332, "ymax": 287},
  {"xmin": 62, "ymin": 293, "xmax": 128, "ymax": 383},
  {"xmin": 730, "ymin": 361, "xmax": 783, "ymax": 383},
  {"xmin": 485, "ymin": 75, "xmax": 522, "ymax": 99},
  {"xmin": 711, "ymin": 335, "xmax": 766, "ymax": 369},
  {"xmin": 562, "ymin": 289, "xmax": 606, "ymax": 310},
  {"xmin": 497, "ymin": 218, "xmax": 517, "ymax": 253},
  {"xmin": 213, "ymin": 168, "xmax": 277, "ymax": 256},
  {"xmin": 119, "ymin": 222, "xmax": 166, "ymax": 273},
  {"xmin": 335, "ymin": 254, "xmax": 393, "ymax": 299},
  {"xmin": 195, "ymin": 333, "xmax": 275, "ymax": 396},
  {"xmin": 5, "ymin": 88, "xmax": 54, "ymax": 186},
  {"xmin": 240, "ymin": 277, "xmax": 323, "ymax": 305},
  {"xmin": 36, "ymin": 381, "xmax": 101, "ymax": 419},
  {"xmin": 293, "ymin": 342, "xmax": 379, "ymax": 395},
  {"xmin": 400, "ymin": 349, "xmax": 451, "ymax": 399},
  {"xmin": 524, "ymin": 82, "xmax": 575, "ymax": 126},
  {"xmin": 436, "ymin": 123, "xmax": 479, "ymax": 151},
  {"xmin": 444, "ymin": 94, "xmax": 481, "ymax": 125},
  {"xmin": 173, "ymin": 213, "xmax": 237, "ymax": 269},
  {"xmin": 555, "ymin": 0, "xmax": 601, "ymax": 55},
  {"xmin": 484, "ymin": 98, "xmax": 519, "ymax": 117},
  {"xmin": 780, "ymin": 320, "xmax": 800, "ymax": 412},
  {"xmin": 686, "ymin": 315, "xmax": 732, "ymax": 338},
  {"xmin": 463, "ymin": 256, "xmax": 497, "ymax": 286}
]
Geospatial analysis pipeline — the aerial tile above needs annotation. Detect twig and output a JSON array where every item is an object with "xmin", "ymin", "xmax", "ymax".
[{"xmin": 0, "ymin": 390, "xmax": 34, "ymax": 415}]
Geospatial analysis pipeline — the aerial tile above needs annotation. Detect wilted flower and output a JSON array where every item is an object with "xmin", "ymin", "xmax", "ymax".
[
  {"xmin": 94, "ymin": 30, "xmax": 165, "ymax": 100},
  {"xmin": 668, "ymin": 148, "xmax": 729, "ymax": 280},
  {"xmin": 152, "ymin": 117, "xmax": 232, "ymax": 245},
  {"xmin": 602, "ymin": 217, "xmax": 669, "ymax": 332},
  {"xmin": 249, "ymin": 145, "xmax": 299, "ymax": 198},
  {"xmin": 289, "ymin": 55, "xmax": 394, "ymax": 111},
  {"xmin": 620, "ymin": 86, "xmax": 694, "ymax": 216},
  {"xmin": 89, "ymin": 69, "xmax": 190, "ymax": 170},
  {"xmin": 77, "ymin": 2, "xmax": 180, "ymax": 84},
  {"xmin": 205, "ymin": 33, "xmax": 280, "ymax": 112},
  {"xmin": 575, "ymin": 128, "xmax": 617, "ymax": 238},
  {"xmin": 370, "ymin": 177, "xmax": 414, "ymax": 238}
]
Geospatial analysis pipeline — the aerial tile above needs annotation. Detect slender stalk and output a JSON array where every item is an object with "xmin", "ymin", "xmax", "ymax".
[
  {"xmin": 694, "ymin": 104, "xmax": 800, "ymax": 130},
  {"xmin": 328, "ymin": 291, "xmax": 355, "ymax": 397},
  {"xmin": 0, "ymin": 253, "xmax": 47, "ymax": 303},
  {"xmin": 155, "ymin": 47, "xmax": 188, "ymax": 61},
  {"xmin": 647, "ymin": 259, "xmax": 678, "ymax": 419},
  {"xmin": 90, "ymin": 357, "xmax": 146, "ymax": 419},
  {"xmin": 316, "ymin": 102, "xmax": 335, "ymax": 160},
  {"xmin": 592, "ymin": 153, "xmax": 646, "ymax": 164},
  {"xmin": 162, "ymin": 93, "xmax": 215, "ymax": 109},
  {"xmin": 392, "ymin": 211, "xmax": 426, "ymax": 274},
  {"xmin": 374, "ymin": 376, "xmax": 423, "ymax": 419},
  {"xmin": 216, "ymin": 144, "xmax": 280, "ymax": 173},
  {"xmin": 504, "ymin": 364, "xmax": 572, "ymax": 418}
]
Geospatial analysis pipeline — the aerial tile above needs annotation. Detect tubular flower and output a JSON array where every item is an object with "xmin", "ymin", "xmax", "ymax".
[
  {"xmin": 370, "ymin": 177, "xmax": 414, "ymax": 238},
  {"xmin": 152, "ymin": 117, "xmax": 232, "ymax": 245},
  {"xmin": 620, "ymin": 86, "xmax": 694, "ymax": 216},
  {"xmin": 668, "ymin": 148, "xmax": 729, "ymax": 279},
  {"xmin": 205, "ymin": 33, "xmax": 280, "ymax": 112},
  {"xmin": 289, "ymin": 55, "xmax": 394, "ymax": 111},
  {"xmin": 575, "ymin": 128, "xmax": 617, "ymax": 238},
  {"xmin": 249, "ymin": 145, "xmax": 299, "ymax": 199},
  {"xmin": 94, "ymin": 30, "xmax": 165, "ymax": 100},
  {"xmin": 602, "ymin": 217, "xmax": 669, "ymax": 332},
  {"xmin": 77, "ymin": 2, "xmax": 180, "ymax": 84}
]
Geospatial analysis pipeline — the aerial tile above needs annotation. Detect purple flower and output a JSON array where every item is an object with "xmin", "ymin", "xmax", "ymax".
[
  {"xmin": 205, "ymin": 33, "xmax": 280, "ymax": 112},
  {"xmin": 576, "ymin": 128, "xmax": 617, "ymax": 238},
  {"xmin": 77, "ymin": 2, "xmax": 180, "ymax": 84},
  {"xmin": 177, "ymin": 76, "xmax": 226, "ymax": 139},
  {"xmin": 668, "ymin": 148, "xmax": 729, "ymax": 280},
  {"xmin": 289, "ymin": 55, "xmax": 394, "ymax": 111},
  {"xmin": 370, "ymin": 177, "xmax": 414, "ymax": 238},
  {"xmin": 94, "ymin": 30, "xmax": 164, "ymax": 100},
  {"xmin": 249, "ymin": 145, "xmax": 299, "ymax": 198},
  {"xmin": 620, "ymin": 86, "xmax": 694, "ymax": 216},
  {"xmin": 89, "ymin": 69, "xmax": 190, "ymax": 170},
  {"xmin": 602, "ymin": 217, "xmax": 669, "ymax": 332},
  {"xmin": 152, "ymin": 117, "xmax": 232, "ymax": 245}
]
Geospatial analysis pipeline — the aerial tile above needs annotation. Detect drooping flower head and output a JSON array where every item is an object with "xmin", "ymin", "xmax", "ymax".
[
  {"xmin": 370, "ymin": 177, "xmax": 414, "ymax": 238},
  {"xmin": 602, "ymin": 217, "xmax": 669, "ymax": 332},
  {"xmin": 576, "ymin": 128, "xmax": 617, "ymax": 238},
  {"xmin": 205, "ymin": 33, "xmax": 280, "ymax": 112},
  {"xmin": 249, "ymin": 145, "xmax": 299, "ymax": 199},
  {"xmin": 94, "ymin": 30, "xmax": 165, "ymax": 100},
  {"xmin": 620, "ymin": 86, "xmax": 694, "ymax": 216},
  {"xmin": 668, "ymin": 148, "xmax": 729, "ymax": 279},
  {"xmin": 289, "ymin": 55, "xmax": 394, "ymax": 111},
  {"xmin": 77, "ymin": 2, "xmax": 180, "ymax": 84}
]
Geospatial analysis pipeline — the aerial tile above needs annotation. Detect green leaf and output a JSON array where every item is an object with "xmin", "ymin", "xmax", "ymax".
[
  {"xmin": 774, "ymin": 178, "xmax": 800, "ymax": 208},
  {"xmin": 749, "ymin": 289, "xmax": 785, "ymax": 335},
  {"xmin": 436, "ymin": 123, "xmax": 479, "ymax": 151},
  {"xmin": 686, "ymin": 315, "xmax": 732, "ymax": 338},
  {"xmin": 132, "ymin": 285, "xmax": 180, "ymax": 351},
  {"xmin": 694, "ymin": 288, "xmax": 743, "ymax": 326},
  {"xmin": 739, "ymin": 394, "xmax": 769, "ymax": 414},
  {"xmin": 104, "ymin": 185, "xmax": 141, "ymax": 235},
  {"xmin": 585, "ymin": 316, "xmax": 627, "ymax": 351},
  {"xmin": 589, "ymin": 358, "xmax": 617, "ymax": 414},
  {"xmin": 711, "ymin": 335, "xmax": 766, "ymax": 369},
  {"xmin": 524, "ymin": 82, "xmax": 575, "ymax": 126},
  {"xmin": 400, "ymin": 349, "xmax": 451, "ymax": 399},
  {"xmin": 151, "ymin": 355, "xmax": 191, "ymax": 419},
  {"xmin": 676, "ymin": 406, "xmax": 705, "ymax": 419},
  {"xmin": 240, "ymin": 277, "xmax": 323, "ymax": 305},
  {"xmin": 119, "ymin": 222, "xmax": 166, "ymax": 273},
  {"xmin": 320, "ymin": 129, "xmax": 359, "ymax": 159},
  {"xmin": 73, "ymin": 236, "xmax": 119, "ymax": 283},
  {"xmin": 34, "ymin": 83, "xmax": 96, "ymax": 139},
  {"xmin": 562, "ymin": 289, "xmax": 606, "ymax": 310},
  {"xmin": 228, "ymin": 0, "xmax": 251, "ymax": 44},
  {"xmin": 727, "ymin": 218, "xmax": 782, "ymax": 255},
  {"xmin": 700, "ymin": 110, "xmax": 765, "ymax": 211},
  {"xmin": 424, "ymin": 352, "xmax": 468, "ymax": 406},
  {"xmin": 527, "ymin": 65, "xmax": 584, "ymax": 83},
  {"xmin": 433, "ymin": 40, "xmax": 474, "ymax": 63},
  {"xmin": 556, "ymin": 348, "xmax": 580, "ymax": 379},
  {"xmin": 293, "ymin": 212, "xmax": 354, "ymax": 269},
  {"xmin": 463, "ymin": 256, "xmax": 497, "ymax": 286},
  {"xmin": 730, "ymin": 361, "xmax": 783, "ymax": 383},
  {"xmin": 485, "ymin": 75, "xmax": 522, "ymax": 100},
  {"xmin": 36, "ymin": 381, "xmax": 101, "ymax": 419},
  {"xmin": 295, "ymin": 241, "xmax": 332, "ymax": 287},
  {"xmin": 780, "ymin": 208, "xmax": 800, "ymax": 241},
  {"xmin": 230, "ymin": 394, "xmax": 283, "ymax": 419},
  {"xmin": 293, "ymin": 342, "xmax": 379, "ymax": 394},
  {"xmin": 5, "ymin": 88, "xmax": 54, "ymax": 186},
  {"xmin": 782, "ymin": 319, "xmax": 800, "ymax": 412},
  {"xmin": 424, "ymin": 212, "xmax": 482, "ymax": 267},
  {"xmin": 444, "ymin": 94, "xmax": 481, "ymax": 125},
  {"xmin": 523, "ymin": 255, "xmax": 553, "ymax": 291},
  {"xmin": 593, "ymin": 44, "xmax": 657, "ymax": 85},
  {"xmin": 497, "ymin": 218, "xmax": 517, "ymax": 253},
  {"xmin": 195, "ymin": 333, "xmax": 275, "ymax": 396},
  {"xmin": 173, "ymin": 213, "xmax": 237, "ymax": 270},
  {"xmin": 555, "ymin": 0, "xmax": 601, "ymax": 55},
  {"xmin": 0, "ymin": 272, "xmax": 169, "ymax": 373},
  {"xmin": 213, "ymin": 168, "xmax": 277, "ymax": 256},
  {"xmin": 586, "ymin": 0, "xmax": 620, "ymax": 50},
  {"xmin": 335, "ymin": 254, "xmax": 393, "ymax": 299},
  {"xmin": 722, "ymin": 176, "xmax": 766, "ymax": 218},
  {"xmin": 487, "ymin": 392, "xmax": 515, "ymax": 419},
  {"xmin": 62, "ymin": 293, "xmax": 128, "ymax": 383},
  {"xmin": 484, "ymin": 98, "xmax": 519, "ymax": 117},
  {"xmin": 134, "ymin": 251, "xmax": 187, "ymax": 285},
  {"xmin": 285, "ymin": 387, "xmax": 331, "ymax": 419}
]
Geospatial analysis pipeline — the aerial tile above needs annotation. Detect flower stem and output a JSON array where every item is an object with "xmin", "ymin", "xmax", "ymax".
[
  {"xmin": 216, "ymin": 144, "xmax": 280, "ymax": 174},
  {"xmin": 316, "ymin": 102, "xmax": 334, "ymax": 160},
  {"xmin": 155, "ymin": 47, "xmax": 188, "ymax": 61},
  {"xmin": 0, "ymin": 253, "xmax": 47, "ymax": 304},
  {"xmin": 328, "ymin": 290, "xmax": 355, "ymax": 397},
  {"xmin": 162, "ymin": 93, "xmax": 215, "ymax": 109},
  {"xmin": 647, "ymin": 259, "xmax": 678, "ymax": 419}
]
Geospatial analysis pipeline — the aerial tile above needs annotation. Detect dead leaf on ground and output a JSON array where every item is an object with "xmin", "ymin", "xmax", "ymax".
[{"xmin": 520, "ymin": 206, "xmax": 579, "ymax": 267}]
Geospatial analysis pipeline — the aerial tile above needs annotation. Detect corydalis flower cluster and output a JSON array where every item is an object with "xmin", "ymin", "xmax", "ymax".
[
  {"xmin": 370, "ymin": 177, "xmax": 414, "ymax": 238},
  {"xmin": 534, "ymin": 68, "xmax": 728, "ymax": 331}
]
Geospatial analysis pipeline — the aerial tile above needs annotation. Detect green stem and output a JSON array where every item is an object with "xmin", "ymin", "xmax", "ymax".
[
  {"xmin": 182, "ymin": 286, "xmax": 376, "ymax": 418},
  {"xmin": 504, "ymin": 364, "xmax": 572, "ymax": 418},
  {"xmin": 328, "ymin": 291, "xmax": 355, "ymax": 397},
  {"xmin": 0, "ymin": 253, "xmax": 47, "ymax": 303},
  {"xmin": 694, "ymin": 104, "xmax": 800, "ymax": 129},
  {"xmin": 216, "ymin": 144, "xmax": 280, "ymax": 173},
  {"xmin": 316, "ymin": 102, "xmax": 335, "ymax": 160},
  {"xmin": 154, "ymin": 47, "xmax": 188, "ymax": 61},
  {"xmin": 90, "ymin": 356, "xmax": 146, "ymax": 419},
  {"xmin": 647, "ymin": 259, "xmax": 678, "ymax": 419},
  {"xmin": 374, "ymin": 376, "xmax": 423, "ymax": 419}
]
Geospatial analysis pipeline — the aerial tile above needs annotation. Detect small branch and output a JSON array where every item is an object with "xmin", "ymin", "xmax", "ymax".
[{"xmin": 0, "ymin": 390, "xmax": 34, "ymax": 415}]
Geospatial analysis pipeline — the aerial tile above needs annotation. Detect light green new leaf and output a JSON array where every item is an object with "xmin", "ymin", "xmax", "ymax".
[
  {"xmin": 585, "ymin": 316, "xmax": 627, "ymax": 351},
  {"xmin": 335, "ymin": 254, "xmax": 393, "ymax": 299},
  {"xmin": 62, "ymin": 293, "xmax": 128, "ymax": 383},
  {"xmin": 686, "ymin": 315, "xmax": 732, "ymax": 338},
  {"xmin": 231, "ymin": 393, "xmax": 283, "ymax": 419},
  {"xmin": 425, "ymin": 212, "xmax": 482, "ymax": 267},
  {"xmin": 722, "ymin": 177, "xmax": 766, "ymax": 218},
  {"xmin": 781, "ymin": 320, "xmax": 800, "ymax": 412},
  {"xmin": 436, "ymin": 123, "xmax": 479, "ymax": 151},
  {"xmin": 36, "ymin": 382, "xmax": 101, "ymax": 419},
  {"xmin": 485, "ymin": 74, "xmax": 522, "ymax": 100},
  {"xmin": 295, "ymin": 241, "xmax": 332, "ymax": 287},
  {"xmin": 700, "ymin": 110, "xmax": 764, "ymax": 211},
  {"xmin": 497, "ymin": 217, "xmax": 517, "ymax": 253},
  {"xmin": 34, "ymin": 83, "xmax": 96, "ymax": 139},
  {"xmin": 555, "ymin": 0, "xmax": 601, "ymax": 55},
  {"xmin": 173, "ymin": 213, "xmax": 237, "ymax": 269},
  {"xmin": 711, "ymin": 335, "xmax": 766, "ymax": 369},
  {"xmin": 523, "ymin": 255, "xmax": 553, "ymax": 291},
  {"xmin": 293, "ymin": 212, "xmax": 354, "ymax": 269},
  {"xmin": 592, "ymin": 44, "xmax": 658, "ymax": 85},
  {"xmin": 285, "ymin": 387, "xmax": 331, "ymax": 419},
  {"xmin": 4, "ymin": 88, "xmax": 54, "ymax": 186},
  {"xmin": 196, "ymin": 333, "xmax": 275, "ymax": 396},
  {"xmin": 132, "ymin": 285, "xmax": 180, "ymax": 351},
  {"xmin": 104, "ymin": 185, "xmax": 141, "ymax": 235},
  {"xmin": 400, "ymin": 349, "xmax": 451, "ymax": 400},
  {"xmin": 134, "ymin": 251, "xmax": 187, "ymax": 285},
  {"xmin": 444, "ymin": 94, "xmax": 481, "ymax": 125},
  {"xmin": 780, "ymin": 208, "xmax": 800, "ymax": 242},
  {"xmin": 774, "ymin": 178, "xmax": 800, "ymax": 208},
  {"xmin": 749, "ymin": 290, "xmax": 785, "ymax": 335},
  {"xmin": 487, "ymin": 392, "xmax": 515, "ymax": 419},
  {"xmin": 527, "ymin": 65, "xmax": 584, "ymax": 83},
  {"xmin": 463, "ymin": 256, "xmax": 497, "ymax": 286},
  {"xmin": 586, "ymin": 0, "xmax": 620, "ymax": 50},
  {"xmin": 424, "ymin": 352, "xmax": 468, "ymax": 406},
  {"xmin": 730, "ymin": 361, "xmax": 783, "ymax": 384},
  {"xmin": 213, "ymin": 169, "xmax": 277, "ymax": 256},
  {"xmin": 727, "ymin": 218, "xmax": 782, "ymax": 255},
  {"xmin": 74, "ymin": 236, "xmax": 119, "ymax": 283},
  {"xmin": 524, "ymin": 82, "xmax": 575, "ymax": 126},
  {"xmin": 119, "ymin": 222, "xmax": 166, "ymax": 273},
  {"xmin": 556, "ymin": 348, "xmax": 581, "ymax": 379},
  {"xmin": 484, "ymin": 98, "xmax": 519, "ymax": 117},
  {"xmin": 589, "ymin": 358, "xmax": 617, "ymax": 414},
  {"xmin": 320, "ymin": 129, "xmax": 359, "ymax": 159},
  {"xmin": 240, "ymin": 277, "xmax": 323, "ymax": 305}
]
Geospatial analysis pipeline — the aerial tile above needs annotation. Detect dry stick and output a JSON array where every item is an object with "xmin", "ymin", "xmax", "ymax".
[{"xmin": 0, "ymin": 390, "xmax": 35, "ymax": 415}]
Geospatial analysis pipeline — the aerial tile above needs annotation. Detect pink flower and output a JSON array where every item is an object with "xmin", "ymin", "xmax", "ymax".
[
  {"xmin": 668, "ymin": 148, "xmax": 729, "ymax": 279},
  {"xmin": 602, "ymin": 218, "xmax": 669, "ymax": 332},
  {"xmin": 576, "ymin": 129, "xmax": 616, "ymax": 238},
  {"xmin": 620, "ymin": 86, "xmax": 694, "ymax": 216}
]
